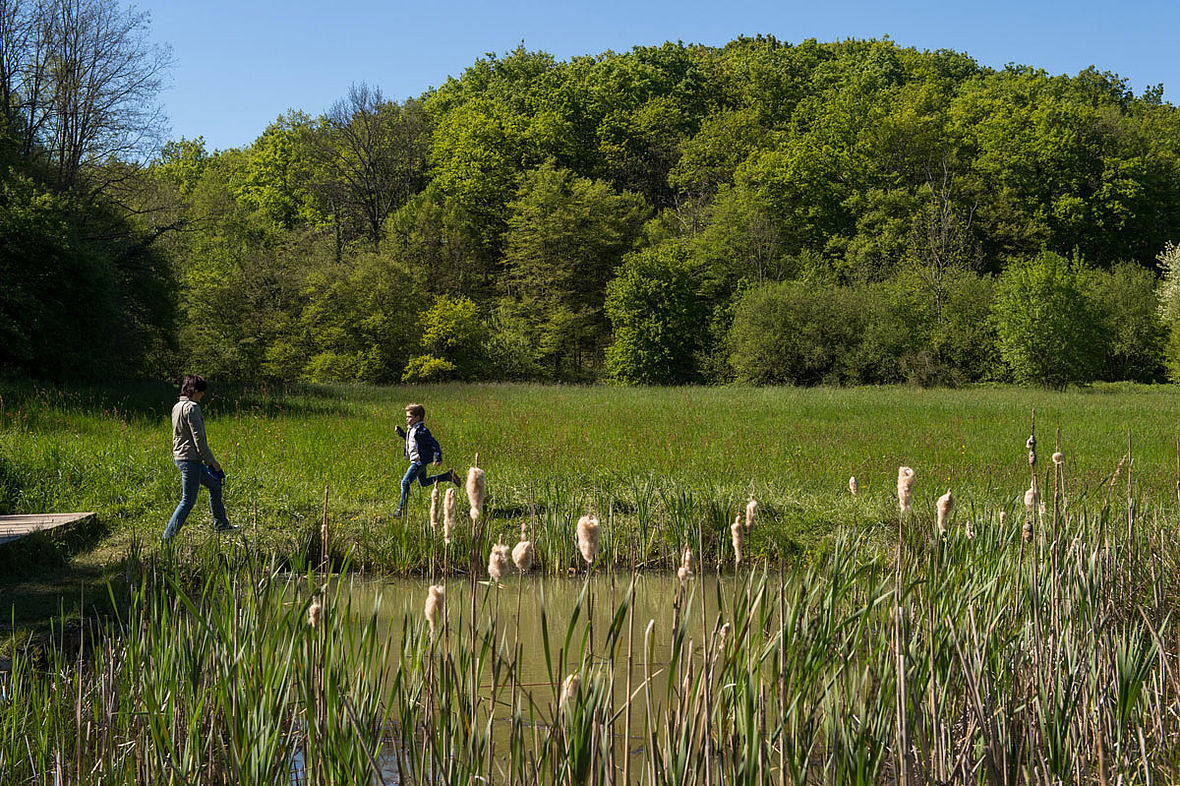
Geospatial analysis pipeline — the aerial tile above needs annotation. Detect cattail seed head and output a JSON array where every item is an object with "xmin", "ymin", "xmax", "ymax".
[
  {"xmin": 719, "ymin": 622, "xmax": 732, "ymax": 646},
  {"xmin": 745, "ymin": 495, "xmax": 757, "ymax": 531},
  {"xmin": 965, "ymin": 520, "xmax": 975, "ymax": 540},
  {"xmin": 1022, "ymin": 518, "xmax": 1033, "ymax": 543},
  {"xmin": 576, "ymin": 514, "xmax": 600, "ymax": 564},
  {"xmin": 424, "ymin": 584, "xmax": 445, "ymax": 634},
  {"xmin": 512, "ymin": 539, "xmax": 534, "ymax": 573},
  {"xmin": 307, "ymin": 597, "xmax": 322, "ymax": 629},
  {"xmin": 443, "ymin": 487, "xmax": 456, "ymax": 544},
  {"xmin": 849, "ymin": 476, "xmax": 858, "ymax": 497},
  {"xmin": 999, "ymin": 510, "xmax": 1008, "ymax": 527},
  {"xmin": 730, "ymin": 515, "xmax": 743, "ymax": 565},
  {"xmin": 936, "ymin": 489, "xmax": 954, "ymax": 536},
  {"xmin": 678, "ymin": 547, "xmax": 695, "ymax": 583},
  {"xmin": 897, "ymin": 467, "xmax": 915, "ymax": 513},
  {"xmin": 429, "ymin": 485, "xmax": 440, "ymax": 532},
  {"xmin": 559, "ymin": 673, "xmax": 580, "ymax": 713},
  {"xmin": 1052, "ymin": 451, "xmax": 1064, "ymax": 466},
  {"xmin": 466, "ymin": 466, "xmax": 485, "ymax": 521},
  {"xmin": 488, "ymin": 538, "xmax": 510, "ymax": 582},
  {"xmin": 1024, "ymin": 484, "xmax": 1038, "ymax": 511}
]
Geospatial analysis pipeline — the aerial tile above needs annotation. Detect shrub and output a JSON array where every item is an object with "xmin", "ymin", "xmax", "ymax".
[
  {"xmin": 604, "ymin": 245, "xmax": 708, "ymax": 385},
  {"xmin": 402, "ymin": 355, "xmax": 458, "ymax": 382},
  {"xmin": 418, "ymin": 295, "xmax": 487, "ymax": 380},
  {"xmin": 992, "ymin": 252, "xmax": 1105, "ymax": 388},
  {"xmin": 1089, "ymin": 262, "xmax": 1166, "ymax": 382},
  {"xmin": 727, "ymin": 280, "xmax": 864, "ymax": 385}
]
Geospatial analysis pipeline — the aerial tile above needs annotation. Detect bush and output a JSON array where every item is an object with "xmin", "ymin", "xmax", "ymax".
[
  {"xmin": 992, "ymin": 252, "xmax": 1105, "ymax": 388},
  {"xmin": 418, "ymin": 295, "xmax": 487, "ymax": 380},
  {"xmin": 402, "ymin": 355, "xmax": 458, "ymax": 382},
  {"xmin": 605, "ymin": 245, "xmax": 708, "ymax": 384},
  {"xmin": 1089, "ymin": 262, "xmax": 1166, "ymax": 382},
  {"xmin": 727, "ymin": 280, "xmax": 865, "ymax": 385}
]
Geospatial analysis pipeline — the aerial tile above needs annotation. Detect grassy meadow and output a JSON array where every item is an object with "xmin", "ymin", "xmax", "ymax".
[{"xmin": 2, "ymin": 379, "xmax": 1179, "ymax": 573}]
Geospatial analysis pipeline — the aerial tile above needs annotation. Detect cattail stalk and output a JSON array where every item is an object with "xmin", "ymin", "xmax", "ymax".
[
  {"xmin": 730, "ymin": 515, "xmax": 743, "ymax": 566},
  {"xmin": 512, "ymin": 536, "xmax": 534, "ymax": 575},
  {"xmin": 897, "ymin": 467, "xmax": 915, "ymax": 515},
  {"xmin": 576, "ymin": 514, "xmax": 600, "ymax": 565},
  {"xmin": 424, "ymin": 584, "xmax": 445, "ymax": 636},
  {"xmin": 467, "ymin": 456, "xmax": 485, "ymax": 522},
  {"xmin": 488, "ymin": 538, "xmax": 510, "ymax": 583},
  {"xmin": 443, "ymin": 487, "xmax": 456, "ymax": 546},
  {"xmin": 677, "ymin": 547, "xmax": 695, "ymax": 583},
  {"xmin": 936, "ymin": 490, "xmax": 953, "ymax": 537}
]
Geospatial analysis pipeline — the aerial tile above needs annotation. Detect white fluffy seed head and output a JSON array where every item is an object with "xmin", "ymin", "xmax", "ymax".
[
  {"xmin": 307, "ymin": 597, "xmax": 322, "ymax": 630},
  {"xmin": 745, "ymin": 495, "xmax": 757, "ymax": 531},
  {"xmin": 443, "ymin": 487, "xmax": 456, "ymax": 544},
  {"xmin": 466, "ymin": 466, "xmax": 486, "ymax": 521},
  {"xmin": 999, "ymin": 510, "xmax": 1008, "ymax": 527},
  {"xmin": 730, "ymin": 515, "xmax": 743, "ymax": 565},
  {"xmin": 678, "ymin": 547, "xmax": 695, "ymax": 583},
  {"xmin": 965, "ymin": 520, "xmax": 975, "ymax": 540},
  {"xmin": 937, "ymin": 489, "xmax": 954, "ymax": 535},
  {"xmin": 488, "ymin": 539, "xmax": 510, "ymax": 582},
  {"xmin": 1052, "ymin": 451, "xmax": 1064, "ymax": 466},
  {"xmin": 559, "ymin": 673, "xmax": 580, "ymax": 713},
  {"xmin": 429, "ymin": 485, "xmax": 440, "ymax": 532},
  {"xmin": 897, "ymin": 467, "xmax": 915, "ymax": 513},
  {"xmin": 849, "ymin": 476, "xmax": 858, "ymax": 497},
  {"xmin": 512, "ymin": 539, "xmax": 534, "ymax": 573},
  {"xmin": 1022, "ymin": 518, "xmax": 1033, "ymax": 543},
  {"xmin": 424, "ymin": 584, "xmax": 445, "ymax": 634},
  {"xmin": 576, "ymin": 514, "xmax": 600, "ymax": 564},
  {"xmin": 1024, "ymin": 484, "xmax": 1038, "ymax": 511}
]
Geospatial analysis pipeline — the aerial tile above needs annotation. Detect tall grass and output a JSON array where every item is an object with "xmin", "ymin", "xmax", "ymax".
[{"xmin": 3, "ymin": 485, "xmax": 1180, "ymax": 782}]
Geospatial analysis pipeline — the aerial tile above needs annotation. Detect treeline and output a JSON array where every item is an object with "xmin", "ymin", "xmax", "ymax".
[{"xmin": 6, "ymin": 18, "xmax": 1180, "ymax": 386}]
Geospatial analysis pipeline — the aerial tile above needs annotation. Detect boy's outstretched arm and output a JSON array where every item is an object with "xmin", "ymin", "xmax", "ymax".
[{"xmin": 395, "ymin": 425, "xmax": 406, "ymax": 439}]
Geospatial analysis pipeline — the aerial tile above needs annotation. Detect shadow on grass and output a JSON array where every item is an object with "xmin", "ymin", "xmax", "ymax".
[
  {"xmin": 0, "ymin": 376, "xmax": 355, "ymax": 424},
  {"xmin": 0, "ymin": 515, "xmax": 119, "ymax": 637}
]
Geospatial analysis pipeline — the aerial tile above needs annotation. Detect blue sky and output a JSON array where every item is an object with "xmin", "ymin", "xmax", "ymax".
[{"xmin": 140, "ymin": 0, "xmax": 1178, "ymax": 152}]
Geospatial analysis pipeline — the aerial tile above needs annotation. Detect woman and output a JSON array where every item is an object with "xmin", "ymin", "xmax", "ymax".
[{"xmin": 161, "ymin": 374, "xmax": 237, "ymax": 540}]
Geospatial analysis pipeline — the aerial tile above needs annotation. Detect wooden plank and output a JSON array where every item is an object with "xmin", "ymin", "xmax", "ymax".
[{"xmin": 0, "ymin": 513, "xmax": 96, "ymax": 546}]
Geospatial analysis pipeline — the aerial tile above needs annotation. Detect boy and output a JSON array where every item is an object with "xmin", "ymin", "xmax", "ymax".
[
  {"xmin": 394, "ymin": 403, "xmax": 460, "ymax": 517},
  {"xmin": 162, "ymin": 374, "xmax": 238, "ymax": 540}
]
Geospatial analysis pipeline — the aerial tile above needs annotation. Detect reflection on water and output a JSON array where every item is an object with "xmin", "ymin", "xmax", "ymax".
[{"xmin": 338, "ymin": 572, "xmax": 736, "ymax": 784}]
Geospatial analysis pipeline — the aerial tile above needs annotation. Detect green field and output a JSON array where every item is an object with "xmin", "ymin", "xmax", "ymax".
[{"xmin": 3, "ymin": 380, "xmax": 1179, "ymax": 575}]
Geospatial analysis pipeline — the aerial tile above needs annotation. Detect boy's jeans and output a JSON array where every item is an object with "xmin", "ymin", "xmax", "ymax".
[
  {"xmin": 163, "ymin": 460, "xmax": 230, "ymax": 540},
  {"xmin": 398, "ymin": 462, "xmax": 449, "ymax": 512}
]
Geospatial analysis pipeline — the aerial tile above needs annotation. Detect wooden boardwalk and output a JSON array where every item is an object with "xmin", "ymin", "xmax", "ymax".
[{"xmin": 0, "ymin": 513, "xmax": 96, "ymax": 546}]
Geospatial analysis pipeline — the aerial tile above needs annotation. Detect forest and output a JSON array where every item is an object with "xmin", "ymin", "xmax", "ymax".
[{"xmin": 4, "ymin": 0, "xmax": 1180, "ymax": 388}]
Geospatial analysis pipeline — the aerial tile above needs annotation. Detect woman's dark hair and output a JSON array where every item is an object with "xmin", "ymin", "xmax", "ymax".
[{"xmin": 180, "ymin": 374, "xmax": 207, "ymax": 397}]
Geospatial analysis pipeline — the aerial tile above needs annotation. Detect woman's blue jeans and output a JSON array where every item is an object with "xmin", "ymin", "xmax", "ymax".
[
  {"xmin": 163, "ymin": 460, "xmax": 230, "ymax": 540},
  {"xmin": 398, "ymin": 462, "xmax": 449, "ymax": 512}
]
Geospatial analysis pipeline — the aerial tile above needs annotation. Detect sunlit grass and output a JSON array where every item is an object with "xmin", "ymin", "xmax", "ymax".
[{"xmin": 2, "ymin": 379, "xmax": 1180, "ymax": 571}]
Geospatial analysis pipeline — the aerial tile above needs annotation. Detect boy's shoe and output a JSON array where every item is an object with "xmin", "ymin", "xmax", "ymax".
[
  {"xmin": 392, "ymin": 509, "xmax": 403, "ymax": 518},
  {"xmin": 448, "ymin": 469, "xmax": 461, "ymax": 485},
  {"xmin": 213, "ymin": 522, "xmax": 239, "ymax": 534}
]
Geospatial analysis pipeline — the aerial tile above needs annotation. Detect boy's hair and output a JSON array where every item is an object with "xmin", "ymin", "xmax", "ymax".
[
  {"xmin": 405, "ymin": 403, "xmax": 426, "ymax": 420},
  {"xmin": 180, "ymin": 374, "xmax": 207, "ymax": 397}
]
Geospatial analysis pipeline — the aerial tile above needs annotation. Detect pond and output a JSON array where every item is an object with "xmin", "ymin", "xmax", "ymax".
[{"xmin": 328, "ymin": 570, "xmax": 739, "ymax": 784}]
